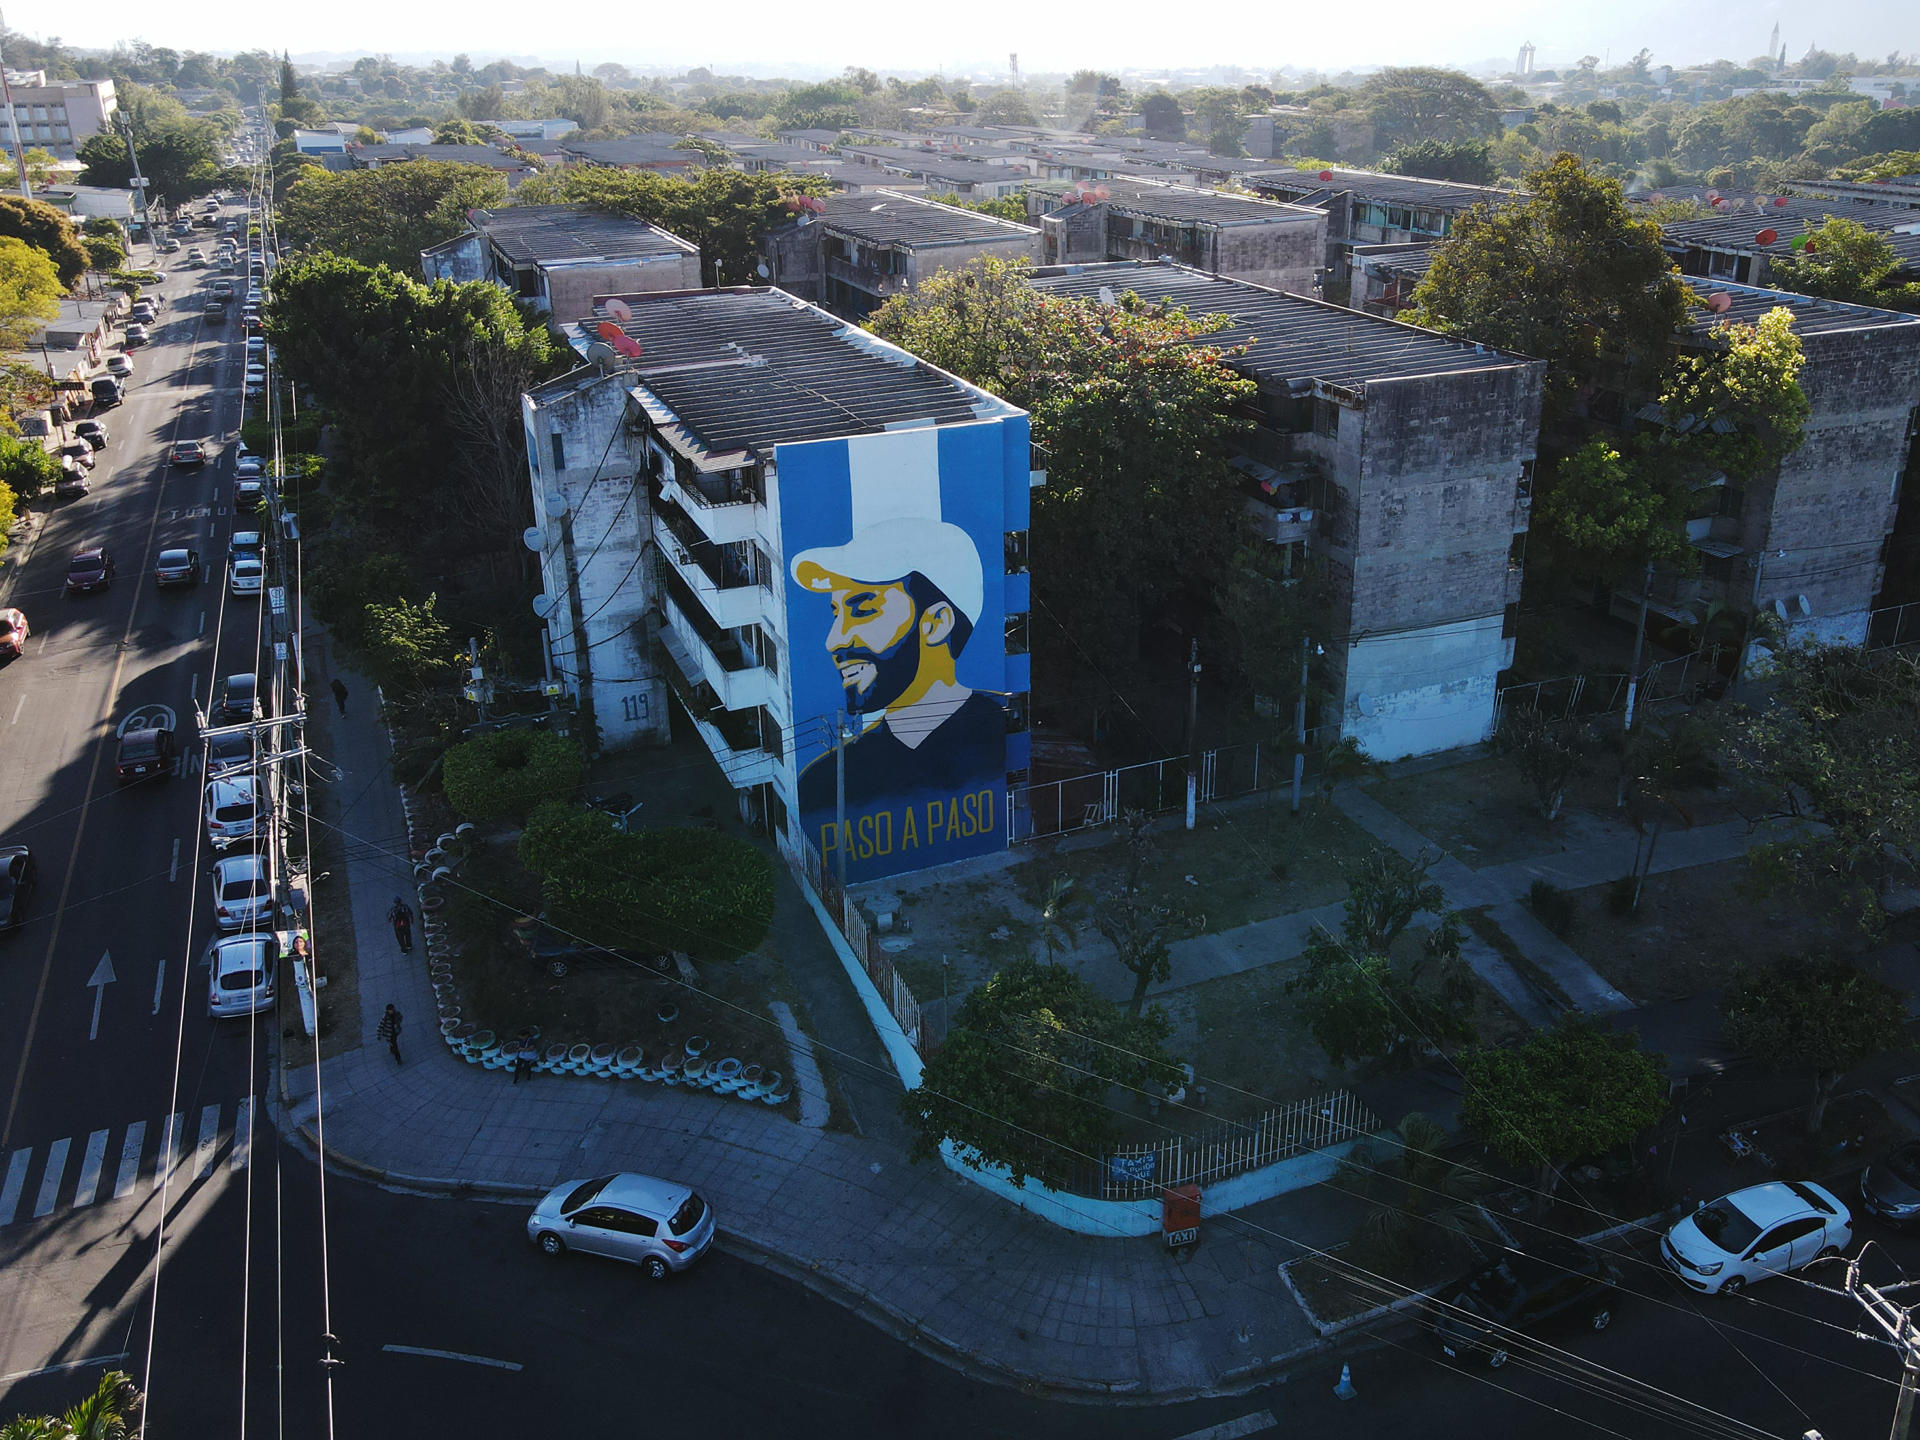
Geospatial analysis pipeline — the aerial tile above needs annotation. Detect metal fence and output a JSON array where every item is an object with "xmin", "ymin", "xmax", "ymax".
[
  {"xmin": 1868, "ymin": 601, "xmax": 1920, "ymax": 652},
  {"xmin": 1494, "ymin": 646, "xmax": 1730, "ymax": 728},
  {"xmin": 1071, "ymin": 1088, "xmax": 1380, "ymax": 1201},
  {"xmin": 1010, "ymin": 729, "xmax": 1339, "ymax": 841},
  {"xmin": 777, "ymin": 827, "xmax": 924, "ymax": 1051}
]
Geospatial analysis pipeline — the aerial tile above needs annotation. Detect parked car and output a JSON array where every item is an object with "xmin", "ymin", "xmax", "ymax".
[
  {"xmin": 129, "ymin": 301, "xmax": 155, "ymax": 322},
  {"xmin": 211, "ymin": 853, "xmax": 271, "ymax": 930},
  {"xmin": 234, "ymin": 478, "xmax": 264, "ymax": 512},
  {"xmin": 213, "ymin": 672, "xmax": 263, "ymax": 725},
  {"xmin": 236, "ymin": 454, "xmax": 265, "ymax": 479},
  {"xmin": 105, "ymin": 354, "xmax": 134, "ymax": 378},
  {"xmin": 204, "ymin": 730, "xmax": 253, "ymax": 778},
  {"xmin": 244, "ymin": 363, "xmax": 267, "ymax": 395},
  {"xmin": 228, "ymin": 556, "xmax": 264, "ymax": 596},
  {"xmin": 55, "ymin": 467, "xmax": 89, "ymax": 499},
  {"xmin": 229, "ymin": 531, "xmax": 264, "ymax": 567},
  {"xmin": 89, "ymin": 376, "xmax": 122, "ymax": 407},
  {"xmin": 65, "ymin": 548, "xmax": 115, "ymax": 594},
  {"xmin": 123, "ymin": 324, "xmax": 149, "ymax": 347},
  {"xmin": 205, "ymin": 932, "xmax": 277, "ymax": 1018},
  {"xmin": 203, "ymin": 775, "xmax": 261, "ymax": 849},
  {"xmin": 0, "ymin": 609, "xmax": 27, "ymax": 658},
  {"xmin": 526, "ymin": 1172, "xmax": 716, "ymax": 1279},
  {"xmin": 158, "ymin": 237, "xmax": 181, "ymax": 253},
  {"xmin": 154, "ymin": 547, "xmax": 199, "ymax": 586},
  {"xmin": 57, "ymin": 440, "xmax": 95, "ymax": 470},
  {"xmin": 1428, "ymin": 1244, "xmax": 1622, "ymax": 1368},
  {"xmin": 1860, "ymin": 1143, "xmax": 1920, "ymax": 1227},
  {"xmin": 1663, "ymin": 1181, "xmax": 1851, "ymax": 1295},
  {"xmin": 170, "ymin": 439, "xmax": 208, "ymax": 467},
  {"xmin": 73, "ymin": 419, "xmax": 107, "ymax": 449},
  {"xmin": 0, "ymin": 845, "xmax": 35, "ymax": 930},
  {"xmin": 114, "ymin": 724, "xmax": 177, "ymax": 783}
]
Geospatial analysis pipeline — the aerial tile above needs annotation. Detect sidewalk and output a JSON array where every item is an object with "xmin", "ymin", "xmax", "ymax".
[{"xmin": 275, "ymin": 685, "xmax": 1335, "ymax": 1399}]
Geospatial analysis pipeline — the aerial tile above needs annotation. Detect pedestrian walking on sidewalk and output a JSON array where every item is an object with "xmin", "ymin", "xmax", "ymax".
[
  {"xmin": 377, "ymin": 1003, "xmax": 404, "ymax": 1065},
  {"xmin": 387, "ymin": 896, "xmax": 414, "ymax": 954},
  {"xmin": 330, "ymin": 677, "xmax": 349, "ymax": 715},
  {"xmin": 512, "ymin": 1030, "xmax": 537, "ymax": 1085}
]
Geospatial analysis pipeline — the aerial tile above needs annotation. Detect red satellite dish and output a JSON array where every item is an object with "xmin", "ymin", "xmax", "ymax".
[
  {"xmin": 1706, "ymin": 189, "xmax": 1720, "ymax": 202},
  {"xmin": 1707, "ymin": 292, "xmax": 1733, "ymax": 314},
  {"xmin": 1318, "ymin": 170, "xmax": 1333, "ymax": 181},
  {"xmin": 1755, "ymin": 228, "xmax": 1779, "ymax": 246},
  {"xmin": 1772, "ymin": 195, "xmax": 1789, "ymax": 206},
  {"xmin": 596, "ymin": 321, "xmax": 623, "ymax": 342},
  {"xmin": 611, "ymin": 334, "xmax": 644, "ymax": 359},
  {"xmin": 605, "ymin": 297, "xmax": 634, "ymax": 322},
  {"xmin": 1092, "ymin": 185, "xmax": 1109, "ymax": 201}
]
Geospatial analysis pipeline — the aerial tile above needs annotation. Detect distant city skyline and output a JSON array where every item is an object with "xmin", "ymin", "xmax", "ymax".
[{"xmin": 23, "ymin": 0, "xmax": 1913, "ymax": 80}]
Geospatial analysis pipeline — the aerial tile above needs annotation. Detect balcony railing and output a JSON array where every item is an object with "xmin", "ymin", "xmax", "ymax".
[
  {"xmin": 656, "ymin": 577, "xmax": 774, "ymax": 714},
  {"xmin": 656, "ymin": 499, "xmax": 769, "ymax": 631}
]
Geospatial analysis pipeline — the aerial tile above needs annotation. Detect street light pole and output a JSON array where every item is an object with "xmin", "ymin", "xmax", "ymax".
[
  {"xmin": 1183, "ymin": 637, "xmax": 1201, "ymax": 831},
  {"xmin": 1618, "ymin": 560, "xmax": 1654, "ymax": 808},
  {"xmin": 1291, "ymin": 633, "xmax": 1310, "ymax": 815},
  {"xmin": 1840, "ymin": 1253, "xmax": 1920, "ymax": 1440}
]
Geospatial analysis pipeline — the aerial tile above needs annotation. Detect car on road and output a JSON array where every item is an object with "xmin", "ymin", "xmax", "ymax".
[
  {"xmin": 204, "ymin": 300, "xmax": 226, "ymax": 325},
  {"xmin": 1663, "ymin": 1180, "xmax": 1851, "ymax": 1295},
  {"xmin": 205, "ymin": 730, "xmax": 253, "ymax": 778},
  {"xmin": 236, "ymin": 454, "xmax": 264, "ymax": 479},
  {"xmin": 64, "ymin": 548, "xmax": 115, "ymax": 594},
  {"xmin": 154, "ymin": 547, "xmax": 199, "ymax": 586},
  {"xmin": 205, "ymin": 932, "xmax": 277, "ymax": 1018},
  {"xmin": 242, "ymin": 313, "xmax": 263, "ymax": 333},
  {"xmin": 214, "ymin": 672, "xmax": 262, "ymax": 725},
  {"xmin": 57, "ymin": 439, "xmax": 95, "ymax": 470},
  {"xmin": 130, "ymin": 300, "xmax": 156, "ymax": 322},
  {"xmin": 0, "ymin": 846, "xmax": 35, "ymax": 930},
  {"xmin": 1860, "ymin": 1143, "xmax": 1920, "ymax": 1227},
  {"xmin": 526, "ymin": 1172, "xmax": 716, "ymax": 1279},
  {"xmin": 55, "ymin": 468, "xmax": 89, "ymax": 499},
  {"xmin": 211, "ymin": 853, "xmax": 271, "ymax": 930},
  {"xmin": 170, "ymin": 439, "xmax": 208, "ymax": 467},
  {"xmin": 211, "ymin": 278, "xmax": 234, "ymax": 298},
  {"xmin": 228, "ymin": 554, "xmax": 264, "ymax": 596},
  {"xmin": 105, "ymin": 354, "xmax": 134, "ymax": 379},
  {"xmin": 115, "ymin": 724, "xmax": 177, "ymax": 783},
  {"xmin": 234, "ymin": 478, "xmax": 264, "ymax": 512},
  {"xmin": 1428, "ymin": 1244, "xmax": 1622, "ymax": 1368},
  {"xmin": 74, "ymin": 419, "xmax": 107, "ymax": 450},
  {"xmin": 88, "ymin": 376, "xmax": 122, "ymax": 408},
  {"xmin": 158, "ymin": 237, "xmax": 180, "ymax": 253},
  {"xmin": 123, "ymin": 324, "xmax": 149, "ymax": 347},
  {"xmin": 244, "ymin": 363, "xmax": 267, "ymax": 395},
  {"xmin": 203, "ymin": 775, "xmax": 261, "ymax": 850},
  {"xmin": 186, "ymin": 247, "xmax": 206, "ymax": 266},
  {"xmin": 230, "ymin": 531, "xmax": 264, "ymax": 567},
  {"xmin": 171, "ymin": 220, "xmax": 193, "ymax": 237},
  {"xmin": 0, "ymin": 609, "xmax": 28, "ymax": 658}
]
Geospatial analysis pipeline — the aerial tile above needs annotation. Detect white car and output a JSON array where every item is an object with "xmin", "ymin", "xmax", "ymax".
[
  {"xmin": 206, "ymin": 932, "xmax": 277, "ymax": 1018},
  {"xmin": 244, "ymin": 363, "xmax": 267, "ymax": 395},
  {"xmin": 212, "ymin": 853, "xmax": 272, "ymax": 931},
  {"xmin": 228, "ymin": 556, "xmax": 264, "ymax": 596},
  {"xmin": 203, "ymin": 775, "xmax": 261, "ymax": 850},
  {"xmin": 1663, "ymin": 1180, "xmax": 1852, "ymax": 1295},
  {"xmin": 526, "ymin": 1172, "xmax": 716, "ymax": 1280},
  {"xmin": 105, "ymin": 354, "xmax": 134, "ymax": 378},
  {"xmin": 236, "ymin": 454, "xmax": 265, "ymax": 479}
]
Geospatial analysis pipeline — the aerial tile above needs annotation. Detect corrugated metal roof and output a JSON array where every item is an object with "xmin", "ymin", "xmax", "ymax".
[
  {"xmin": 1245, "ymin": 167, "xmax": 1508, "ymax": 211},
  {"xmin": 812, "ymin": 190, "xmax": 1035, "ymax": 247},
  {"xmin": 1027, "ymin": 178, "xmax": 1320, "ymax": 229},
  {"xmin": 468, "ymin": 205, "xmax": 696, "ymax": 264}
]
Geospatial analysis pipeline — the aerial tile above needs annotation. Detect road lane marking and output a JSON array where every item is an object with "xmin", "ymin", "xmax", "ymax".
[
  {"xmin": 33, "ymin": 1137, "xmax": 69, "ymax": 1218},
  {"xmin": 169, "ymin": 839, "xmax": 180, "ymax": 882},
  {"xmin": 380, "ymin": 1345, "xmax": 523, "ymax": 1372},
  {"xmin": 1167, "ymin": 1414, "xmax": 1277, "ymax": 1440},
  {"xmin": 72, "ymin": 1130, "xmax": 107, "ymax": 1209},
  {"xmin": 152, "ymin": 956, "xmax": 166, "ymax": 1013},
  {"xmin": 197, "ymin": 609, "xmax": 205, "ymax": 636},
  {"xmin": 113, "ymin": 1122, "xmax": 144, "ymax": 1199},
  {"xmin": 86, "ymin": 953, "xmax": 115, "ymax": 1041},
  {"xmin": 153, "ymin": 1112, "xmax": 183, "ymax": 1191},
  {"xmin": 194, "ymin": 1103, "xmax": 221, "ymax": 1178},
  {"xmin": 0, "ymin": 1148, "xmax": 27, "ymax": 1223},
  {"xmin": 9, "ymin": 694, "xmax": 22, "ymax": 725},
  {"xmin": 231, "ymin": 1098, "xmax": 251, "ymax": 1173},
  {"xmin": 0, "ymin": 1352, "xmax": 130, "ymax": 1385}
]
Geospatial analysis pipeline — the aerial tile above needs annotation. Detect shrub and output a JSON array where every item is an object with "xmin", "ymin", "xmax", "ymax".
[
  {"xmin": 442, "ymin": 729, "xmax": 582, "ymax": 822},
  {"xmin": 1528, "ymin": 878, "xmax": 1575, "ymax": 936}
]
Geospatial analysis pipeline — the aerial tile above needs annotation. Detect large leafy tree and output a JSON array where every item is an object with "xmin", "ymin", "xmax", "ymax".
[
  {"xmin": 1139, "ymin": 91, "xmax": 1185, "ymax": 141},
  {"xmin": 0, "ymin": 237, "xmax": 64, "ymax": 348},
  {"xmin": 279, "ymin": 161, "xmax": 509, "ymax": 271},
  {"xmin": 1361, "ymin": 68, "xmax": 1500, "ymax": 150},
  {"xmin": 1382, "ymin": 138, "xmax": 1497, "ymax": 185},
  {"xmin": 1460, "ymin": 1020, "xmax": 1666, "ymax": 1202},
  {"xmin": 1769, "ymin": 215, "xmax": 1920, "ymax": 313},
  {"xmin": 0, "ymin": 196, "xmax": 87, "ymax": 288},
  {"xmin": 870, "ymin": 257, "xmax": 1256, "ymax": 673},
  {"xmin": 1732, "ymin": 640, "xmax": 1920, "ymax": 933},
  {"xmin": 75, "ymin": 85, "xmax": 227, "ymax": 199},
  {"xmin": 1722, "ymin": 957, "xmax": 1908, "ymax": 1133},
  {"xmin": 903, "ymin": 955, "xmax": 1183, "ymax": 1187}
]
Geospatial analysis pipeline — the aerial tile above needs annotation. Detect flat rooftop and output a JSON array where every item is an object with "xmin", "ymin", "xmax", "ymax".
[
  {"xmin": 1027, "ymin": 261, "xmax": 1531, "ymax": 388},
  {"xmin": 557, "ymin": 134, "xmax": 702, "ymax": 167},
  {"xmin": 813, "ymin": 190, "xmax": 1035, "ymax": 247},
  {"xmin": 468, "ymin": 205, "xmax": 696, "ymax": 264},
  {"xmin": 575, "ymin": 287, "xmax": 1016, "ymax": 459},
  {"xmin": 354, "ymin": 143, "xmax": 533, "ymax": 170},
  {"xmin": 1245, "ymin": 166, "xmax": 1508, "ymax": 211},
  {"xmin": 1656, "ymin": 199, "xmax": 1920, "ymax": 271},
  {"xmin": 1028, "ymin": 178, "xmax": 1320, "ymax": 228},
  {"xmin": 839, "ymin": 145, "xmax": 1029, "ymax": 186}
]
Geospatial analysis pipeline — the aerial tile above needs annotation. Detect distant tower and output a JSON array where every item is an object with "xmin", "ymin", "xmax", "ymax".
[
  {"xmin": 1769, "ymin": 23, "xmax": 1782, "ymax": 71},
  {"xmin": 1009, "ymin": 52, "xmax": 1019, "ymax": 79},
  {"xmin": 1516, "ymin": 41, "xmax": 1536, "ymax": 78}
]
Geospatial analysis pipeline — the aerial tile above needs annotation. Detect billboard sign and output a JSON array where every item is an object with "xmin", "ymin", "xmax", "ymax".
[{"xmin": 778, "ymin": 423, "xmax": 1013, "ymax": 883}]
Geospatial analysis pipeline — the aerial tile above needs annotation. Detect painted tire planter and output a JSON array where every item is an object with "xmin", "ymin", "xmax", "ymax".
[
  {"xmin": 765, "ymin": 1078, "xmax": 792, "ymax": 1105},
  {"xmin": 421, "ymin": 895, "xmax": 447, "ymax": 917},
  {"xmin": 614, "ymin": 1045, "xmax": 644, "ymax": 1077},
  {"xmin": 439, "ymin": 1015, "xmax": 462, "ymax": 1037},
  {"xmin": 658, "ymin": 1052, "xmax": 683, "ymax": 1085},
  {"xmin": 656, "ymin": 1003, "xmax": 678, "ymax": 1024},
  {"xmin": 589, "ymin": 1043, "xmax": 617, "ymax": 1075},
  {"xmin": 543, "ymin": 1043, "xmax": 570, "ymax": 1073},
  {"xmin": 683, "ymin": 1034, "xmax": 709, "ymax": 1058}
]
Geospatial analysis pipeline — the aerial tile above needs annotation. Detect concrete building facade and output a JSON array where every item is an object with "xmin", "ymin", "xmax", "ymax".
[
  {"xmin": 422, "ymin": 205, "xmax": 701, "ymax": 323},
  {"xmin": 5, "ymin": 78, "xmax": 115, "ymax": 156},
  {"xmin": 1244, "ymin": 167, "xmax": 1506, "ymax": 293},
  {"xmin": 1031, "ymin": 261, "xmax": 1544, "ymax": 761}
]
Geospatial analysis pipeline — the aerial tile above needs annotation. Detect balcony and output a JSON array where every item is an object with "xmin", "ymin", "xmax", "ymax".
[
  {"xmin": 825, "ymin": 254, "xmax": 908, "ymax": 300},
  {"xmin": 656, "ymin": 583, "xmax": 774, "ymax": 714},
  {"xmin": 1505, "ymin": 563, "xmax": 1525, "ymax": 606},
  {"xmin": 656, "ymin": 500, "xmax": 770, "ymax": 631},
  {"xmin": 660, "ymin": 662, "xmax": 781, "ymax": 789},
  {"xmin": 658, "ymin": 467, "xmax": 763, "ymax": 547}
]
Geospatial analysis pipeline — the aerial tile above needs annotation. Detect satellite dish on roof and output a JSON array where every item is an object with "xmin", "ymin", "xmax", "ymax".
[
  {"xmin": 533, "ymin": 593, "xmax": 557, "ymax": 619},
  {"xmin": 605, "ymin": 297, "xmax": 633, "ymax": 322},
  {"xmin": 542, "ymin": 492, "xmax": 570, "ymax": 520},
  {"xmin": 586, "ymin": 341, "xmax": 620, "ymax": 370},
  {"xmin": 1097, "ymin": 285, "xmax": 1116, "ymax": 305},
  {"xmin": 1706, "ymin": 292, "xmax": 1733, "ymax": 314},
  {"xmin": 757, "ymin": 262, "xmax": 770, "ymax": 278},
  {"xmin": 1355, "ymin": 692, "xmax": 1377, "ymax": 717},
  {"xmin": 1755, "ymin": 228, "xmax": 1779, "ymax": 246},
  {"xmin": 1772, "ymin": 195, "xmax": 1790, "ymax": 207},
  {"xmin": 523, "ymin": 525, "xmax": 545, "ymax": 553},
  {"xmin": 610, "ymin": 333, "xmax": 644, "ymax": 359},
  {"xmin": 596, "ymin": 320, "xmax": 624, "ymax": 342},
  {"xmin": 1318, "ymin": 169, "xmax": 1333, "ymax": 181}
]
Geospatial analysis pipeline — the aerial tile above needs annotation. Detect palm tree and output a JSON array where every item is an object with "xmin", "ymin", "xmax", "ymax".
[
  {"xmin": 1037, "ymin": 874, "xmax": 1082, "ymax": 964},
  {"xmin": 1, "ymin": 1370, "xmax": 141, "ymax": 1440}
]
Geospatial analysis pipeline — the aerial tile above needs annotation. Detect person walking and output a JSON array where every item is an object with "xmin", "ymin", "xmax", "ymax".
[
  {"xmin": 330, "ymin": 677, "xmax": 349, "ymax": 715},
  {"xmin": 512, "ymin": 1030, "xmax": 537, "ymax": 1085},
  {"xmin": 377, "ymin": 1004, "xmax": 404, "ymax": 1065},
  {"xmin": 387, "ymin": 896, "xmax": 414, "ymax": 954}
]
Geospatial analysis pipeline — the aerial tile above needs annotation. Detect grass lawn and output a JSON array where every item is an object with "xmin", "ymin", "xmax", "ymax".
[{"xmin": 1559, "ymin": 859, "xmax": 1845, "ymax": 1005}]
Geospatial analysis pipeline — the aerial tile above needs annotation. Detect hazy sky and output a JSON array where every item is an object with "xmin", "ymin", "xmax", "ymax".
[{"xmin": 46, "ymin": 0, "xmax": 1916, "ymax": 77}]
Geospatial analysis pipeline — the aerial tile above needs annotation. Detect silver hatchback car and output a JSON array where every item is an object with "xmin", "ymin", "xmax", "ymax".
[{"xmin": 526, "ymin": 1172, "xmax": 715, "ymax": 1279}]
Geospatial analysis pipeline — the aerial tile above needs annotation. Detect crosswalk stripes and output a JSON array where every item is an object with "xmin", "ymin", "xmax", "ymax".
[{"xmin": 0, "ymin": 1099, "xmax": 261, "ymax": 1230}]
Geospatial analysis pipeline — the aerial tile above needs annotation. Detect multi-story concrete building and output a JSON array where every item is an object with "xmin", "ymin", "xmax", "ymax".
[
  {"xmin": 1024, "ymin": 178, "xmax": 1326, "ymax": 295},
  {"xmin": 554, "ymin": 134, "xmax": 705, "ymax": 174},
  {"xmin": 421, "ymin": 205, "xmax": 701, "ymax": 323},
  {"xmin": 1244, "ymin": 167, "xmax": 1507, "ymax": 294},
  {"xmin": 349, "ymin": 142, "xmax": 539, "ymax": 186},
  {"xmin": 763, "ymin": 190, "xmax": 1039, "ymax": 320},
  {"xmin": 5, "ymin": 77, "xmax": 114, "ymax": 156},
  {"xmin": 1030, "ymin": 260, "xmax": 1544, "ymax": 761},
  {"xmin": 836, "ymin": 145, "xmax": 1029, "ymax": 199},
  {"xmin": 527, "ymin": 287, "xmax": 1037, "ymax": 883},
  {"xmin": 1655, "ymin": 194, "xmax": 1920, "ymax": 288}
]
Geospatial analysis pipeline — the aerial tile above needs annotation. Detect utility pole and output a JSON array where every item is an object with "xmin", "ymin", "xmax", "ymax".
[
  {"xmin": 119, "ymin": 112, "xmax": 150, "ymax": 249},
  {"xmin": 1841, "ymin": 1249, "xmax": 1920, "ymax": 1440},
  {"xmin": 1617, "ymin": 560, "xmax": 1654, "ymax": 808},
  {"xmin": 1291, "ymin": 634, "xmax": 1311, "ymax": 815},
  {"xmin": 833, "ymin": 712, "xmax": 850, "ymax": 890},
  {"xmin": 1183, "ymin": 637, "xmax": 1201, "ymax": 831},
  {"xmin": 464, "ymin": 636, "xmax": 492, "ymax": 725}
]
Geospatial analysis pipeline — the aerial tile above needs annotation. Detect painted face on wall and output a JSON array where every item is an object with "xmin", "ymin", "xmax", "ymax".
[{"xmin": 823, "ymin": 577, "xmax": 923, "ymax": 715}]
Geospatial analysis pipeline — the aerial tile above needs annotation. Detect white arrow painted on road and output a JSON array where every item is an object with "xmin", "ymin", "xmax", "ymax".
[{"xmin": 87, "ymin": 952, "xmax": 116, "ymax": 1041}]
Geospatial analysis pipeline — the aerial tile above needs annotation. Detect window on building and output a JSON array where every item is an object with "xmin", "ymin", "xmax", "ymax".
[
  {"xmin": 1004, "ymin": 530, "xmax": 1029, "ymax": 574},
  {"xmin": 549, "ymin": 432, "xmax": 566, "ymax": 472},
  {"xmin": 1004, "ymin": 612, "xmax": 1029, "ymax": 655},
  {"xmin": 1006, "ymin": 691, "xmax": 1031, "ymax": 733},
  {"xmin": 1313, "ymin": 397, "xmax": 1340, "ymax": 440}
]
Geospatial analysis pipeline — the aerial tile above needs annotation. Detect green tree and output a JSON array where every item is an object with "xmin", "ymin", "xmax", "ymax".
[
  {"xmin": 279, "ymin": 160, "xmax": 509, "ymax": 270},
  {"xmin": 83, "ymin": 234, "xmax": 125, "ymax": 272},
  {"xmin": 457, "ymin": 85, "xmax": 505, "ymax": 122},
  {"xmin": 430, "ymin": 118, "xmax": 494, "ymax": 145},
  {"xmin": 1531, "ymin": 439, "xmax": 1690, "ymax": 580},
  {"xmin": 361, "ymin": 593, "xmax": 454, "ymax": 699},
  {"xmin": 1036, "ymin": 874, "xmax": 1082, "ymax": 964},
  {"xmin": 1093, "ymin": 810, "xmax": 1202, "ymax": 1016},
  {"xmin": 1619, "ymin": 711, "xmax": 1722, "ymax": 912},
  {"xmin": 1732, "ymin": 640, "xmax": 1920, "ymax": 932},
  {"xmin": 1769, "ymin": 215, "xmax": 1920, "ymax": 312},
  {"xmin": 1208, "ymin": 541, "xmax": 1330, "ymax": 719},
  {"xmin": 1361, "ymin": 67, "xmax": 1500, "ymax": 150},
  {"xmin": 929, "ymin": 190, "xmax": 1028, "ymax": 223},
  {"xmin": 443, "ymin": 729, "xmax": 582, "ymax": 822},
  {"xmin": 1186, "ymin": 87, "xmax": 1247, "ymax": 155},
  {"xmin": 902, "ymin": 955, "xmax": 1183, "ymax": 1186},
  {"xmin": 0, "ymin": 146, "xmax": 58, "ymax": 188},
  {"xmin": 0, "ymin": 1369, "xmax": 141, "ymax": 1439},
  {"xmin": 1139, "ymin": 91, "xmax": 1185, "ymax": 140},
  {"xmin": 1494, "ymin": 706, "xmax": 1592, "ymax": 821},
  {"xmin": 871, "ymin": 257, "xmax": 1256, "ymax": 674},
  {"xmin": 0, "ymin": 236, "xmax": 64, "ymax": 348},
  {"xmin": 1652, "ymin": 306, "xmax": 1810, "ymax": 482},
  {"xmin": 0, "ymin": 196, "xmax": 87, "ymax": 288},
  {"xmin": 1459, "ymin": 1020, "xmax": 1666, "ymax": 1201},
  {"xmin": 1722, "ymin": 957, "xmax": 1908, "ymax": 1133},
  {"xmin": 773, "ymin": 81, "xmax": 861, "ymax": 131},
  {"xmin": 975, "ymin": 90, "xmax": 1037, "ymax": 127},
  {"xmin": 1382, "ymin": 138, "xmax": 1497, "ymax": 185},
  {"xmin": 0, "ymin": 432, "xmax": 61, "ymax": 502}
]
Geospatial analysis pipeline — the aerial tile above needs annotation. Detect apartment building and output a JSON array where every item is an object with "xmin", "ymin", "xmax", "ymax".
[
  {"xmin": 1031, "ymin": 261, "xmax": 1544, "ymax": 761},
  {"xmin": 1245, "ymin": 167, "xmax": 1506, "ymax": 292},
  {"xmin": 1655, "ymin": 195, "xmax": 1920, "ymax": 287},
  {"xmin": 528, "ymin": 287, "xmax": 1036, "ymax": 883},
  {"xmin": 4, "ymin": 77, "xmax": 115, "ymax": 156},
  {"xmin": 763, "ymin": 190, "xmax": 1040, "ymax": 319},
  {"xmin": 836, "ymin": 145, "xmax": 1029, "ymax": 199},
  {"xmin": 421, "ymin": 205, "xmax": 701, "ymax": 322},
  {"xmin": 555, "ymin": 134, "xmax": 705, "ymax": 174},
  {"xmin": 350, "ymin": 143, "xmax": 539, "ymax": 186},
  {"xmin": 1025, "ymin": 178, "xmax": 1326, "ymax": 294}
]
